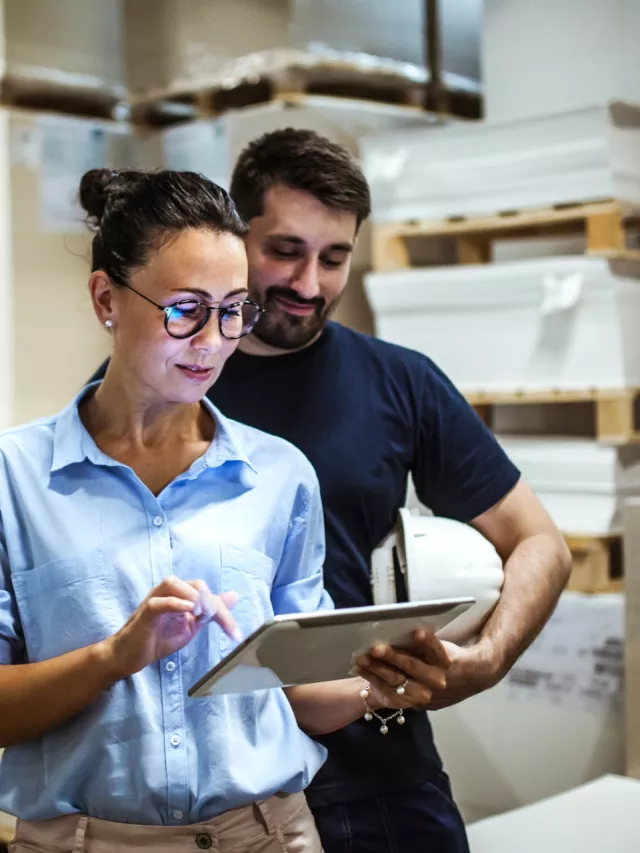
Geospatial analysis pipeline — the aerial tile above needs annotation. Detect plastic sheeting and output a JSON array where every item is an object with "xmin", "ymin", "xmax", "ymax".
[
  {"xmin": 365, "ymin": 256, "xmax": 640, "ymax": 392},
  {"xmin": 359, "ymin": 101, "xmax": 640, "ymax": 223}
]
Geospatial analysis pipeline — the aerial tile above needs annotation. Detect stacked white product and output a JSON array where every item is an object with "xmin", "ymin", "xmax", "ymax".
[
  {"xmin": 430, "ymin": 592, "xmax": 625, "ymax": 822},
  {"xmin": 292, "ymin": 0, "xmax": 482, "ymax": 96},
  {"xmin": 359, "ymin": 101, "xmax": 640, "ymax": 224},
  {"xmin": 364, "ymin": 256, "xmax": 640, "ymax": 393},
  {"xmin": 135, "ymin": 97, "xmax": 438, "ymax": 197},
  {"xmin": 499, "ymin": 438, "xmax": 640, "ymax": 535},
  {"xmin": 482, "ymin": 0, "xmax": 640, "ymax": 121},
  {"xmin": 2, "ymin": 0, "xmax": 125, "ymax": 101},
  {"xmin": 124, "ymin": 0, "xmax": 481, "ymax": 100}
]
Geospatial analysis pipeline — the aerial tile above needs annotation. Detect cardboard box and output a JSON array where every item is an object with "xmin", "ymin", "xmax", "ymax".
[
  {"xmin": 0, "ymin": 109, "xmax": 134, "ymax": 428},
  {"xmin": 124, "ymin": 0, "xmax": 481, "ymax": 99},
  {"xmin": 124, "ymin": 0, "xmax": 292, "ymax": 95},
  {"xmin": 430, "ymin": 592, "xmax": 624, "ymax": 821},
  {"xmin": 2, "ymin": 0, "xmax": 124, "ymax": 94},
  {"xmin": 365, "ymin": 256, "xmax": 640, "ymax": 393}
]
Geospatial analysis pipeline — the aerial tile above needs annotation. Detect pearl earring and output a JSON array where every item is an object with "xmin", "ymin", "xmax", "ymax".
[{"xmin": 105, "ymin": 319, "xmax": 113, "ymax": 329}]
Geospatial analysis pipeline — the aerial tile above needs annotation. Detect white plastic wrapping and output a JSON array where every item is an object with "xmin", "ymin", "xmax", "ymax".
[
  {"xmin": 292, "ymin": 0, "xmax": 482, "ymax": 93},
  {"xmin": 359, "ymin": 101, "xmax": 640, "ymax": 223},
  {"xmin": 125, "ymin": 0, "xmax": 481, "ymax": 98},
  {"xmin": 365, "ymin": 256, "xmax": 640, "ymax": 392},
  {"xmin": 499, "ymin": 437, "xmax": 640, "ymax": 535}
]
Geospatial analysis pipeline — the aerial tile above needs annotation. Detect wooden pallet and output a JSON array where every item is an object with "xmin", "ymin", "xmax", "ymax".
[
  {"xmin": 372, "ymin": 200, "xmax": 640, "ymax": 271},
  {"xmin": 0, "ymin": 73, "xmax": 127, "ymax": 122},
  {"xmin": 566, "ymin": 534, "xmax": 623, "ymax": 594},
  {"xmin": 129, "ymin": 62, "xmax": 480, "ymax": 127},
  {"xmin": 469, "ymin": 388, "xmax": 640, "ymax": 445}
]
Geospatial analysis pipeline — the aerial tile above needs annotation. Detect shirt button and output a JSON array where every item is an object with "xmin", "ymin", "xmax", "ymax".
[
  {"xmin": 153, "ymin": 516, "xmax": 163, "ymax": 527},
  {"xmin": 195, "ymin": 834, "xmax": 213, "ymax": 850},
  {"xmin": 170, "ymin": 734, "xmax": 181, "ymax": 747},
  {"xmin": 173, "ymin": 810, "xmax": 183, "ymax": 820},
  {"xmin": 165, "ymin": 661, "xmax": 176, "ymax": 672}
]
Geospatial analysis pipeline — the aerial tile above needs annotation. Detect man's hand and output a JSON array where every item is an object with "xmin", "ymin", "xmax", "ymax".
[
  {"xmin": 351, "ymin": 630, "xmax": 451, "ymax": 710},
  {"xmin": 425, "ymin": 638, "xmax": 503, "ymax": 710}
]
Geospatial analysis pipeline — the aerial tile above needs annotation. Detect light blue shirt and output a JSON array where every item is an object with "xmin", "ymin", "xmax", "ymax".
[{"xmin": 0, "ymin": 385, "xmax": 332, "ymax": 824}]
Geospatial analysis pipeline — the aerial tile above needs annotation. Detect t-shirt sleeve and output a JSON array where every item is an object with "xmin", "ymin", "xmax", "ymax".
[
  {"xmin": 0, "ymin": 513, "xmax": 24, "ymax": 665},
  {"xmin": 412, "ymin": 359, "xmax": 521, "ymax": 523},
  {"xmin": 270, "ymin": 473, "xmax": 334, "ymax": 616}
]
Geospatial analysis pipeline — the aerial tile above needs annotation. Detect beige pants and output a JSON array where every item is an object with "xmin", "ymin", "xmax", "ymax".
[{"xmin": 8, "ymin": 792, "xmax": 323, "ymax": 852}]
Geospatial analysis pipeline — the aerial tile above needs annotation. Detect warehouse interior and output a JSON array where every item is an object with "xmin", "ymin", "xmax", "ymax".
[{"xmin": 0, "ymin": 1, "xmax": 640, "ymax": 851}]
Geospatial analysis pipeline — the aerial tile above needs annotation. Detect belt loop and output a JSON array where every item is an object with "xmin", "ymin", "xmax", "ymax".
[
  {"xmin": 72, "ymin": 815, "xmax": 88, "ymax": 853},
  {"xmin": 254, "ymin": 799, "xmax": 277, "ymax": 836}
]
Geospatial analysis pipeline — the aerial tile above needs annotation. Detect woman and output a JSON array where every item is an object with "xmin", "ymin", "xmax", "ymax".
[{"xmin": 0, "ymin": 168, "xmax": 446, "ymax": 852}]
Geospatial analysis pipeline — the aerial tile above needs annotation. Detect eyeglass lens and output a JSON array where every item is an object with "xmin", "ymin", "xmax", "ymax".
[{"xmin": 165, "ymin": 301, "xmax": 262, "ymax": 339}]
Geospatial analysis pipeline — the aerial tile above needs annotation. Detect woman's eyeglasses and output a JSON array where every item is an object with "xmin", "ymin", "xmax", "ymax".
[{"xmin": 121, "ymin": 283, "xmax": 263, "ymax": 340}]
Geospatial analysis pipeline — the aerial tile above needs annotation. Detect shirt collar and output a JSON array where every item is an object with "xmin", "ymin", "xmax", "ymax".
[{"xmin": 51, "ymin": 383, "xmax": 258, "ymax": 476}]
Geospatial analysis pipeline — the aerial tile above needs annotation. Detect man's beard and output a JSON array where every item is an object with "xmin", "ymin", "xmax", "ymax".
[{"xmin": 250, "ymin": 284, "xmax": 341, "ymax": 351}]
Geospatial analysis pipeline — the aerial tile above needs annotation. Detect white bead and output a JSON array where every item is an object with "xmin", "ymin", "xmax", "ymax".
[
  {"xmin": 364, "ymin": 712, "xmax": 373, "ymax": 721},
  {"xmin": 396, "ymin": 685, "xmax": 406, "ymax": 696},
  {"xmin": 380, "ymin": 724, "xmax": 389, "ymax": 735},
  {"xmin": 359, "ymin": 688, "xmax": 369, "ymax": 699},
  {"xmin": 397, "ymin": 715, "xmax": 405, "ymax": 726}
]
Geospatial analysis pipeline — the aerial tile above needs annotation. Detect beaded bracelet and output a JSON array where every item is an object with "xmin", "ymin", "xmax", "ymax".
[{"xmin": 359, "ymin": 683, "xmax": 406, "ymax": 735}]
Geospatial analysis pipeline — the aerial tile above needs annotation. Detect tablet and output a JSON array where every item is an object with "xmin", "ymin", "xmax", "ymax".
[{"xmin": 188, "ymin": 597, "xmax": 474, "ymax": 698}]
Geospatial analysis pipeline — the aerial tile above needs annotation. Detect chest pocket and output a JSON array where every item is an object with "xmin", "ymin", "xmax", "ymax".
[
  {"xmin": 12, "ymin": 550, "xmax": 118, "ymax": 662},
  {"xmin": 219, "ymin": 544, "xmax": 275, "ymax": 655}
]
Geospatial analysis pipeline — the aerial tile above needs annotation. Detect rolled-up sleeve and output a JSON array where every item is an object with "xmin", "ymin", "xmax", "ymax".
[
  {"xmin": 271, "ymin": 476, "xmax": 333, "ymax": 616},
  {"xmin": 0, "ymin": 515, "xmax": 23, "ymax": 664}
]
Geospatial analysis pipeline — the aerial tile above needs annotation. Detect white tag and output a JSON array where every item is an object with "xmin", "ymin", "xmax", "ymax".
[{"xmin": 540, "ymin": 272, "xmax": 584, "ymax": 315}]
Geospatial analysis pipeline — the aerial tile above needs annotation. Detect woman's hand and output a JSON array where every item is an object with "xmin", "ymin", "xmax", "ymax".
[
  {"xmin": 100, "ymin": 576, "xmax": 240, "ymax": 681},
  {"xmin": 351, "ymin": 630, "xmax": 451, "ymax": 711}
]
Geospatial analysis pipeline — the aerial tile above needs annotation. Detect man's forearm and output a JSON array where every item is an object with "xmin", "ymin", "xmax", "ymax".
[{"xmin": 479, "ymin": 531, "xmax": 571, "ymax": 678}]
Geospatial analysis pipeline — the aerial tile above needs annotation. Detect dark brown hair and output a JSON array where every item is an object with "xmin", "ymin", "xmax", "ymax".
[
  {"xmin": 230, "ymin": 128, "xmax": 371, "ymax": 228},
  {"xmin": 80, "ymin": 168, "xmax": 247, "ymax": 287}
]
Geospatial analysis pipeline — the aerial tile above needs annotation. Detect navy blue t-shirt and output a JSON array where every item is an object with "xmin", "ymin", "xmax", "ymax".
[
  {"xmin": 208, "ymin": 322, "xmax": 520, "ymax": 806},
  {"xmin": 90, "ymin": 321, "xmax": 520, "ymax": 806}
]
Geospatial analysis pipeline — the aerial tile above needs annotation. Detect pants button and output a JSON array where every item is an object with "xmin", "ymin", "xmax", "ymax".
[{"xmin": 195, "ymin": 833, "xmax": 213, "ymax": 849}]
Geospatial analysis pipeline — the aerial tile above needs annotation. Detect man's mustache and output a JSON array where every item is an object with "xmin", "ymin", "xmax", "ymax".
[{"xmin": 263, "ymin": 287, "xmax": 325, "ymax": 311}]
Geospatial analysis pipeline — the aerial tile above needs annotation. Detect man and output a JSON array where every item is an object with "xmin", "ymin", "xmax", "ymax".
[{"xmin": 92, "ymin": 129, "xmax": 571, "ymax": 852}]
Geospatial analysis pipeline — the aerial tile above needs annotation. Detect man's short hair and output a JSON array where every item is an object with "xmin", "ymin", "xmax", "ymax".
[{"xmin": 230, "ymin": 128, "xmax": 371, "ymax": 228}]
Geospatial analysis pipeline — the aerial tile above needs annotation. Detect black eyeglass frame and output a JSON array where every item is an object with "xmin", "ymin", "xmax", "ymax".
[{"xmin": 120, "ymin": 282, "xmax": 263, "ymax": 340}]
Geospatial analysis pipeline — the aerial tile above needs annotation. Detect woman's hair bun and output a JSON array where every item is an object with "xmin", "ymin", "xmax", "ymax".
[{"xmin": 79, "ymin": 168, "xmax": 119, "ymax": 227}]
